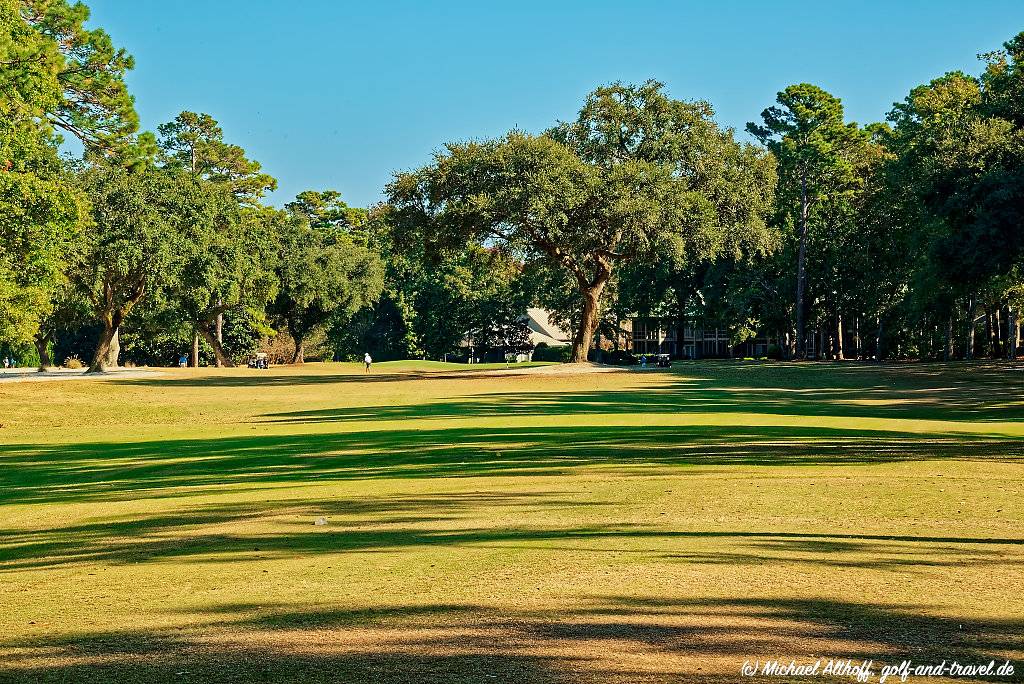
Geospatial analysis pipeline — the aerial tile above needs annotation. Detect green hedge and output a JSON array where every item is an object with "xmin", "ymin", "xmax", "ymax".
[{"xmin": 532, "ymin": 343, "xmax": 571, "ymax": 362}]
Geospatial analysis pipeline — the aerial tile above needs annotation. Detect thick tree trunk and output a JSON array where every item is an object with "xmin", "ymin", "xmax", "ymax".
[
  {"xmin": 34, "ymin": 332, "xmax": 53, "ymax": 370},
  {"xmin": 292, "ymin": 337, "xmax": 305, "ymax": 364},
  {"xmin": 192, "ymin": 332, "xmax": 200, "ymax": 367},
  {"xmin": 570, "ymin": 283, "xmax": 605, "ymax": 363},
  {"xmin": 795, "ymin": 174, "xmax": 810, "ymax": 360},
  {"xmin": 835, "ymin": 314, "xmax": 844, "ymax": 360},
  {"xmin": 106, "ymin": 328, "xmax": 120, "ymax": 367},
  {"xmin": 88, "ymin": 319, "xmax": 121, "ymax": 373},
  {"xmin": 199, "ymin": 326, "xmax": 235, "ymax": 367}
]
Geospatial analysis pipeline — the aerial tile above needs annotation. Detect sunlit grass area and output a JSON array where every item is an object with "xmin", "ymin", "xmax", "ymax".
[{"xmin": 1, "ymin": 361, "xmax": 1022, "ymax": 682}]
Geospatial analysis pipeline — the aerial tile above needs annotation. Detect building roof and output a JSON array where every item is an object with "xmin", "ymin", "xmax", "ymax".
[
  {"xmin": 458, "ymin": 308, "xmax": 571, "ymax": 348},
  {"xmin": 525, "ymin": 308, "xmax": 571, "ymax": 347}
]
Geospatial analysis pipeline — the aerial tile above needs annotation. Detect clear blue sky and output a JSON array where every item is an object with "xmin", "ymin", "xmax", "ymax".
[{"xmin": 86, "ymin": 0, "xmax": 1024, "ymax": 208}]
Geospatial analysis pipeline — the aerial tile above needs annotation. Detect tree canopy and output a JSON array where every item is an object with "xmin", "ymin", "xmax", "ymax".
[
  {"xmin": 270, "ymin": 199, "xmax": 385, "ymax": 363},
  {"xmin": 389, "ymin": 81, "xmax": 775, "ymax": 362}
]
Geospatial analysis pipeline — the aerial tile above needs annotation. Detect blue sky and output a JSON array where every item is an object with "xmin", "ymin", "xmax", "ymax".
[{"xmin": 86, "ymin": 0, "xmax": 1024, "ymax": 208}]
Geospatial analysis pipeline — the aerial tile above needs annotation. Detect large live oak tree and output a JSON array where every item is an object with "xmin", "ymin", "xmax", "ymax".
[
  {"xmin": 171, "ymin": 194, "xmax": 279, "ymax": 368},
  {"xmin": 388, "ymin": 81, "xmax": 775, "ymax": 362},
  {"xmin": 73, "ymin": 165, "xmax": 208, "ymax": 373}
]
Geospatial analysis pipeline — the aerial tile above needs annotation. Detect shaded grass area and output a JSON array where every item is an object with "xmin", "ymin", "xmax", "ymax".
[
  {"xmin": 1, "ymin": 361, "xmax": 1022, "ymax": 682},
  {"xmin": 3, "ymin": 596, "xmax": 1022, "ymax": 683},
  {"xmin": 4, "ymin": 424, "xmax": 1023, "ymax": 506}
]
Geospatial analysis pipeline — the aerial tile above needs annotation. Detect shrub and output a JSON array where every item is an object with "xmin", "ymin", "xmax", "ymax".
[
  {"xmin": 64, "ymin": 355, "xmax": 84, "ymax": 369},
  {"xmin": 532, "ymin": 344, "xmax": 571, "ymax": 362},
  {"xmin": 605, "ymin": 350, "xmax": 638, "ymax": 366},
  {"xmin": 766, "ymin": 344, "xmax": 783, "ymax": 360}
]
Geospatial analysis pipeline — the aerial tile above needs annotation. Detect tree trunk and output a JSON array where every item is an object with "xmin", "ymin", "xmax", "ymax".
[
  {"xmin": 876, "ymin": 317, "xmax": 885, "ymax": 361},
  {"xmin": 34, "ymin": 332, "xmax": 53, "ymax": 370},
  {"xmin": 676, "ymin": 290, "xmax": 688, "ymax": 360},
  {"xmin": 944, "ymin": 314, "xmax": 954, "ymax": 361},
  {"xmin": 985, "ymin": 308, "xmax": 996, "ymax": 358},
  {"xmin": 1010, "ymin": 307, "xmax": 1019, "ymax": 360},
  {"xmin": 215, "ymin": 303, "xmax": 224, "ymax": 368},
  {"xmin": 292, "ymin": 336, "xmax": 305, "ymax": 364},
  {"xmin": 88, "ymin": 319, "xmax": 120, "ymax": 373},
  {"xmin": 192, "ymin": 332, "xmax": 200, "ymax": 367},
  {"xmin": 199, "ymin": 326, "xmax": 235, "ymax": 367},
  {"xmin": 835, "ymin": 313, "xmax": 844, "ymax": 360},
  {"xmin": 999, "ymin": 305, "xmax": 1007, "ymax": 358},
  {"xmin": 852, "ymin": 316, "xmax": 859, "ymax": 360},
  {"xmin": 106, "ymin": 327, "xmax": 120, "ymax": 368},
  {"xmin": 795, "ymin": 173, "xmax": 810, "ymax": 359},
  {"xmin": 996, "ymin": 307, "xmax": 1005, "ymax": 358},
  {"xmin": 966, "ymin": 296, "xmax": 976, "ymax": 360},
  {"xmin": 570, "ymin": 283, "xmax": 606, "ymax": 363}
]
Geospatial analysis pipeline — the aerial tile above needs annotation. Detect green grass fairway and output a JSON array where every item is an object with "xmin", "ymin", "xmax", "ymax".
[{"xmin": 1, "ymin": 361, "xmax": 1022, "ymax": 682}]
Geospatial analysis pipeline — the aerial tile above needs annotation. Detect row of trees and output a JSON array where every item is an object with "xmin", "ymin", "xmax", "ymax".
[
  {"xmin": 3, "ymin": 1, "xmax": 389, "ymax": 371},
  {"xmin": 3, "ymin": 1, "xmax": 1023, "ymax": 367},
  {"xmin": 734, "ymin": 36, "xmax": 1024, "ymax": 362},
  {"xmin": 383, "ymin": 31, "xmax": 1024, "ymax": 363}
]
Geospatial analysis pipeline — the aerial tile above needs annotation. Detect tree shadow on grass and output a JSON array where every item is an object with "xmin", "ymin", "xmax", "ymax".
[
  {"xmin": 261, "ymin": 363, "xmax": 1024, "ymax": 426},
  {"xmin": 2, "ymin": 596, "xmax": 1021, "ymax": 683},
  {"xmin": 2, "ymin": 423, "xmax": 1022, "ymax": 506},
  {"xmin": 113, "ymin": 361, "xmax": 1024, "ymax": 425},
  {"xmin": 1, "ymin": 484, "xmax": 1021, "ymax": 571}
]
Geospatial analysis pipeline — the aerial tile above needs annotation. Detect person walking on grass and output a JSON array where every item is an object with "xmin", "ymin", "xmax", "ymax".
[{"xmin": 364, "ymin": 352, "xmax": 372, "ymax": 373}]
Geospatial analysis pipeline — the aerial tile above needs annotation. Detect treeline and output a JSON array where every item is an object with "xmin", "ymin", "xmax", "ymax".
[
  {"xmin": 383, "ymin": 31, "xmax": 1024, "ymax": 363},
  {"xmin": 2, "ymin": 1, "xmax": 1022, "ymax": 368}
]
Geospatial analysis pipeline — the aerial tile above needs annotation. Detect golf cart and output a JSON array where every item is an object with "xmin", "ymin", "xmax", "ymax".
[
  {"xmin": 656, "ymin": 353, "xmax": 672, "ymax": 368},
  {"xmin": 248, "ymin": 352, "xmax": 269, "ymax": 369}
]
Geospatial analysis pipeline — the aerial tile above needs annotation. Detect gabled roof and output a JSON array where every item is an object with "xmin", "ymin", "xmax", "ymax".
[{"xmin": 524, "ymin": 308, "xmax": 571, "ymax": 347}]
